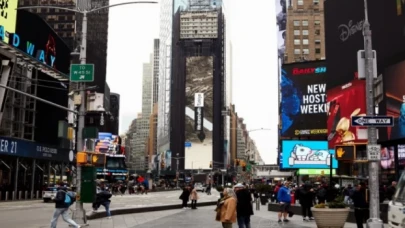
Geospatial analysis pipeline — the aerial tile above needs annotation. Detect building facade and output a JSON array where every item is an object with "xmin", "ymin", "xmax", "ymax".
[
  {"xmin": 153, "ymin": 39, "xmax": 160, "ymax": 104},
  {"xmin": 284, "ymin": 0, "xmax": 325, "ymax": 63}
]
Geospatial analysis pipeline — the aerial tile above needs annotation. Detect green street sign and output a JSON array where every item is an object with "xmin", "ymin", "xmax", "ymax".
[{"xmin": 70, "ymin": 64, "xmax": 94, "ymax": 82}]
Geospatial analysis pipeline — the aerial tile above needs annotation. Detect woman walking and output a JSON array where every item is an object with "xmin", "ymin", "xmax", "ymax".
[
  {"xmin": 190, "ymin": 186, "xmax": 199, "ymax": 209},
  {"xmin": 215, "ymin": 188, "xmax": 237, "ymax": 228},
  {"xmin": 179, "ymin": 186, "xmax": 190, "ymax": 209}
]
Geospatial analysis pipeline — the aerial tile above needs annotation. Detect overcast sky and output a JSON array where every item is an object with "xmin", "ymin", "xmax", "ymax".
[{"xmin": 106, "ymin": 0, "xmax": 279, "ymax": 164}]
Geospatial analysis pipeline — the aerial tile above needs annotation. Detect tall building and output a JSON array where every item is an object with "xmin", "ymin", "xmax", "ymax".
[
  {"xmin": 107, "ymin": 93, "xmax": 120, "ymax": 135},
  {"xmin": 133, "ymin": 55, "xmax": 154, "ymax": 170},
  {"xmin": 153, "ymin": 39, "xmax": 160, "ymax": 104},
  {"xmin": 284, "ymin": 0, "xmax": 325, "ymax": 63},
  {"xmin": 18, "ymin": 0, "xmax": 77, "ymax": 50},
  {"xmin": 170, "ymin": 0, "xmax": 225, "ymax": 171}
]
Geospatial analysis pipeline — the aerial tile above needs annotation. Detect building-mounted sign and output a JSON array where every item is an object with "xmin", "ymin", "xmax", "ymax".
[
  {"xmin": 335, "ymin": 145, "xmax": 356, "ymax": 160},
  {"xmin": 0, "ymin": 136, "xmax": 71, "ymax": 162}
]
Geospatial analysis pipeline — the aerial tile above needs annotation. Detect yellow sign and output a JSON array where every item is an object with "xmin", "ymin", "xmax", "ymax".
[
  {"xmin": 336, "ymin": 147, "xmax": 345, "ymax": 158},
  {"xmin": 0, "ymin": 0, "xmax": 18, "ymax": 43}
]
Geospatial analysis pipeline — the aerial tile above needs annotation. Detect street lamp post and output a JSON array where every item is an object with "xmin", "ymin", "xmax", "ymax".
[{"xmin": 17, "ymin": 1, "xmax": 157, "ymax": 225}]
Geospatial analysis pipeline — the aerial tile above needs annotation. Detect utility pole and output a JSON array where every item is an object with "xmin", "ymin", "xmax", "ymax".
[
  {"xmin": 363, "ymin": 0, "xmax": 383, "ymax": 227},
  {"xmin": 17, "ymin": 1, "xmax": 158, "ymax": 225}
]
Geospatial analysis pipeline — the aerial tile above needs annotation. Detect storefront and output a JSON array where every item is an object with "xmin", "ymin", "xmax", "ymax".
[{"xmin": 0, "ymin": 136, "xmax": 73, "ymax": 200}]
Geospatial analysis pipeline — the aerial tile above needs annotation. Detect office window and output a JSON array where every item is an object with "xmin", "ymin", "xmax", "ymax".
[
  {"xmin": 315, "ymin": 39, "xmax": 321, "ymax": 45},
  {"xmin": 297, "ymin": 0, "xmax": 304, "ymax": 5},
  {"xmin": 302, "ymin": 30, "xmax": 309, "ymax": 36},
  {"xmin": 303, "ymin": 49, "xmax": 310, "ymax": 54},
  {"xmin": 313, "ymin": 0, "xmax": 319, "ymax": 4},
  {"xmin": 294, "ymin": 49, "xmax": 301, "ymax": 55},
  {"xmin": 315, "ymin": 48, "xmax": 321, "ymax": 54},
  {"xmin": 294, "ymin": 20, "xmax": 300, "ymax": 26},
  {"xmin": 315, "ymin": 20, "xmax": 321, "ymax": 26},
  {"xmin": 294, "ymin": 39, "xmax": 301, "ymax": 45},
  {"xmin": 303, "ymin": 39, "xmax": 309, "ymax": 45},
  {"xmin": 302, "ymin": 20, "xmax": 309, "ymax": 26},
  {"xmin": 294, "ymin": 30, "xmax": 301, "ymax": 35},
  {"xmin": 315, "ymin": 29, "xmax": 321, "ymax": 35}
]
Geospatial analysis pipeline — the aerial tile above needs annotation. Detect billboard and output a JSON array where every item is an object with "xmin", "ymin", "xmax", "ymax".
[
  {"xmin": 280, "ymin": 61, "xmax": 328, "ymax": 137},
  {"xmin": 184, "ymin": 56, "xmax": 213, "ymax": 170},
  {"xmin": 275, "ymin": 0, "xmax": 287, "ymax": 62},
  {"xmin": 94, "ymin": 132, "xmax": 122, "ymax": 154},
  {"xmin": 0, "ymin": 0, "xmax": 17, "ymax": 43},
  {"xmin": 281, "ymin": 140, "xmax": 338, "ymax": 169},
  {"xmin": 13, "ymin": 10, "xmax": 71, "ymax": 74},
  {"xmin": 380, "ymin": 146, "xmax": 395, "ymax": 170},
  {"xmin": 327, "ymin": 79, "xmax": 367, "ymax": 149}
]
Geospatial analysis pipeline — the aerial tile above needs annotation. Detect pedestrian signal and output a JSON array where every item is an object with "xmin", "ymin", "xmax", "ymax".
[{"xmin": 91, "ymin": 153, "xmax": 106, "ymax": 167}]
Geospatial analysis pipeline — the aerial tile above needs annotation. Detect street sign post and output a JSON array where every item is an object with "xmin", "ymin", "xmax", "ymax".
[
  {"xmin": 367, "ymin": 145, "xmax": 381, "ymax": 161},
  {"xmin": 351, "ymin": 116, "xmax": 394, "ymax": 127},
  {"xmin": 70, "ymin": 64, "xmax": 95, "ymax": 82}
]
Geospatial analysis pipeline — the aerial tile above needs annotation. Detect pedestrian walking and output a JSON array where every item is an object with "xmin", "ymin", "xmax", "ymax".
[
  {"xmin": 234, "ymin": 183, "xmax": 253, "ymax": 228},
  {"xmin": 50, "ymin": 186, "xmax": 80, "ymax": 228},
  {"xmin": 277, "ymin": 181, "xmax": 292, "ymax": 223},
  {"xmin": 93, "ymin": 186, "xmax": 113, "ymax": 219},
  {"xmin": 190, "ymin": 186, "xmax": 199, "ymax": 209},
  {"xmin": 179, "ymin": 186, "xmax": 190, "ymax": 209},
  {"xmin": 297, "ymin": 182, "xmax": 315, "ymax": 221},
  {"xmin": 206, "ymin": 183, "xmax": 212, "ymax": 195},
  {"xmin": 351, "ymin": 182, "xmax": 369, "ymax": 228},
  {"xmin": 215, "ymin": 188, "xmax": 237, "ymax": 228}
]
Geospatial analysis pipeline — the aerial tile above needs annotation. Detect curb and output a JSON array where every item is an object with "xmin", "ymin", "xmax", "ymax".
[{"xmin": 87, "ymin": 201, "xmax": 218, "ymax": 220}]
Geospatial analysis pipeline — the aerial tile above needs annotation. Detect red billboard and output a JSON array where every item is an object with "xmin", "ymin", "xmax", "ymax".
[{"xmin": 327, "ymin": 79, "xmax": 367, "ymax": 149}]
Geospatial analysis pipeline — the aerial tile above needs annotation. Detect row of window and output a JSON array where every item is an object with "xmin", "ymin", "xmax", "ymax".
[
  {"xmin": 181, "ymin": 22, "xmax": 217, "ymax": 26},
  {"xmin": 181, "ymin": 18, "xmax": 217, "ymax": 22},
  {"xmin": 294, "ymin": 29, "xmax": 321, "ymax": 36},
  {"xmin": 294, "ymin": 20, "xmax": 321, "ymax": 26},
  {"xmin": 297, "ymin": 0, "xmax": 319, "ymax": 5},
  {"xmin": 294, "ymin": 39, "xmax": 321, "ymax": 45},
  {"xmin": 294, "ymin": 48, "xmax": 322, "ymax": 55},
  {"xmin": 180, "ymin": 34, "xmax": 217, "ymax": 38},
  {"xmin": 181, "ymin": 30, "xmax": 216, "ymax": 34}
]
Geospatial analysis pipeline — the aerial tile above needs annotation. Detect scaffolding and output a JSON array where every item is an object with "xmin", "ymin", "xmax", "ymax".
[{"xmin": 0, "ymin": 58, "xmax": 38, "ymax": 141}]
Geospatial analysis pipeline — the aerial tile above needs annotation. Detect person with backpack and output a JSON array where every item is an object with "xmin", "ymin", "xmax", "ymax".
[
  {"xmin": 316, "ymin": 184, "xmax": 327, "ymax": 204},
  {"xmin": 93, "ymin": 186, "xmax": 113, "ymax": 218},
  {"xmin": 50, "ymin": 186, "xmax": 80, "ymax": 228}
]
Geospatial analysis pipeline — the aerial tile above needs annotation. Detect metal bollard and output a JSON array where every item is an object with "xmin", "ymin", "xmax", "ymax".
[
  {"xmin": 256, "ymin": 199, "xmax": 260, "ymax": 210},
  {"xmin": 12, "ymin": 191, "xmax": 15, "ymax": 200},
  {"xmin": 25, "ymin": 191, "xmax": 28, "ymax": 199},
  {"xmin": 36, "ymin": 190, "xmax": 39, "ymax": 199},
  {"xmin": 18, "ymin": 191, "xmax": 22, "ymax": 200},
  {"xmin": 31, "ymin": 191, "xmax": 34, "ymax": 199},
  {"xmin": 5, "ymin": 191, "xmax": 9, "ymax": 201},
  {"xmin": 366, "ymin": 218, "xmax": 384, "ymax": 228}
]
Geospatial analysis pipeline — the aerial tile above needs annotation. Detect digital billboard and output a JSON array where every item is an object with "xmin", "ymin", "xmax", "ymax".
[
  {"xmin": 275, "ymin": 0, "xmax": 287, "ymax": 63},
  {"xmin": 184, "ymin": 56, "xmax": 213, "ymax": 170},
  {"xmin": 381, "ymin": 146, "xmax": 395, "ymax": 170},
  {"xmin": 281, "ymin": 140, "xmax": 338, "ymax": 169},
  {"xmin": 280, "ymin": 61, "xmax": 328, "ymax": 137},
  {"xmin": 94, "ymin": 132, "xmax": 122, "ymax": 154},
  {"xmin": 327, "ymin": 79, "xmax": 367, "ymax": 149},
  {"xmin": 12, "ymin": 10, "xmax": 71, "ymax": 74},
  {"xmin": 0, "ymin": 0, "xmax": 17, "ymax": 44}
]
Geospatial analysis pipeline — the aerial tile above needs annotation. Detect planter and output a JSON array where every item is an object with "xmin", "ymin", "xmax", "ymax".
[
  {"xmin": 260, "ymin": 195, "xmax": 268, "ymax": 205},
  {"xmin": 311, "ymin": 207, "xmax": 350, "ymax": 228}
]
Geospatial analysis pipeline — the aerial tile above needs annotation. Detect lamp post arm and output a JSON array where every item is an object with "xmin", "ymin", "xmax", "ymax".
[
  {"xmin": 88, "ymin": 1, "xmax": 158, "ymax": 13},
  {"xmin": 16, "ymin": 6, "xmax": 80, "ymax": 13}
]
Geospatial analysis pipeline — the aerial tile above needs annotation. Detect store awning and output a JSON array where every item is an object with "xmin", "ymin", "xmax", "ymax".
[{"xmin": 0, "ymin": 41, "xmax": 69, "ymax": 81}]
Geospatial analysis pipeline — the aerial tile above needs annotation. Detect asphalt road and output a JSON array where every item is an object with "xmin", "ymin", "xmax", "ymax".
[{"xmin": 0, "ymin": 190, "xmax": 219, "ymax": 228}]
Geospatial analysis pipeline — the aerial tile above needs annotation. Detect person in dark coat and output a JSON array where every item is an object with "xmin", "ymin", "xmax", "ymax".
[
  {"xmin": 297, "ymin": 182, "xmax": 315, "ymax": 221},
  {"xmin": 234, "ymin": 183, "xmax": 253, "ymax": 228},
  {"xmin": 93, "ymin": 186, "xmax": 113, "ymax": 218},
  {"xmin": 179, "ymin": 186, "xmax": 190, "ymax": 209},
  {"xmin": 351, "ymin": 182, "xmax": 369, "ymax": 228},
  {"xmin": 50, "ymin": 186, "xmax": 80, "ymax": 228}
]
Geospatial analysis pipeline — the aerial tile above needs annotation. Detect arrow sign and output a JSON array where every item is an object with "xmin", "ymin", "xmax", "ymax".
[{"xmin": 351, "ymin": 116, "xmax": 394, "ymax": 127}]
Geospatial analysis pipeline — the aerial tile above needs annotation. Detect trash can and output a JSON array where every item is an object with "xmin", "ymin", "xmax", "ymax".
[{"xmin": 80, "ymin": 166, "xmax": 96, "ymax": 203}]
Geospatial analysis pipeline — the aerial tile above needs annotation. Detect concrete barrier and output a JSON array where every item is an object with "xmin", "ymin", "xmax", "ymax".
[
  {"xmin": 87, "ymin": 201, "xmax": 218, "ymax": 220},
  {"xmin": 267, "ymin": 203, "xmax": 388, "ymax": 223}
]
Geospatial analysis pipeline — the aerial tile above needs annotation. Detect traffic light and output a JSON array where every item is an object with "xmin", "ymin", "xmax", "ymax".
[
  {"xmin": 91, "ymin": 153, "xmax": 106, "ymax": 167},
  {"xmin": 209, "ymin": 161, "xmax": 212, "ymax": 168},
  {"xmin": 76, "ymin": 152, "xmax": 105, "ymax": 166}
]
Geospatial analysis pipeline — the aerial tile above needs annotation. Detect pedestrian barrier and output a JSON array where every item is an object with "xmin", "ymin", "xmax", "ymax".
[
  {"xmin": 5, "ymin": 191, "xmax": 9, "ymax": 201},
  {"xmin": 36, "ymin": 190, "xmax": 39, "ymax": 199},
  {"xmin": 30, "ymin": 191, "xmax": 34, "ymax": 199},
  {"xmin": 256, "ymin": 199, "xmax": 260, "ymax": 210},
  {"xmin": 12, "ymin": 191, "xmax": 15, "ymax": 200},
  {"xmin": 18, "ymin": 191, "xmax": 22, "ymax": 200},
  {"xmin": 24, "ymin": 191, "xmax": 28, "ymax": 199}
]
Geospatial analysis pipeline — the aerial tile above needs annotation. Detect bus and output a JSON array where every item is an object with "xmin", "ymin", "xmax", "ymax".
[
  {"xmin": 96, "ymin": 154, "xmax": 128, "ymax": 183},
  {"xmin": 388, "ymin": 171, "xmax": 405, "ymax": 228}
]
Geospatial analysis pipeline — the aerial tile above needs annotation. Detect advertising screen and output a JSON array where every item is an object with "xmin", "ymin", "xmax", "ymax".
[
  {"xmin": 280, "ymin": 61, "xmax": 327, "ymax": 137},
  {"xmin": 380, "ymin": 146, "xmax": 395, "ymax": 170},
  {"xmin": 327, "ymin": 79, "xmax": 367, "ymax": 149},
  {"xmin": 95, "ymin": 132, "xmax": 121, "ymax": 154},
  {"xmin": 184, "ymin": 56, "xmax": 213, "ymax": 170},
  {"xmin": 398, "ymin": 144, "xmax": 405, "ymax": 166},
  {"xmin": 13, "ymin": 10, "xmax": 70, "ymax": 74},
  {"xmin": 0, "ymin": 0, "xmax": 17, "ymax": 44},
  {"xmin": 281, "ymin": 140, "xmax": 338, "ymax": 169},
  {"xmin": 275, "ymin": 0, "xmax": 287, "ymax": 63}
]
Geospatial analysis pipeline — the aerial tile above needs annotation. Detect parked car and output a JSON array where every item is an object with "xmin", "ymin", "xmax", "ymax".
[
  {"xmin": 42, "ymin": 187, "xmax": 58, "ymax": 203},
  {"xmin": 194, "ymin": 183, "xmax": 206, "ymax": 192}
]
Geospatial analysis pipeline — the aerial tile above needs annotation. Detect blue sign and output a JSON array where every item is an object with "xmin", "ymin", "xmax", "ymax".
[
  {"xmin": 0, "ymin": 136, "xmax": 70, "ymax": 162},
  {"xmin": 185, "ymin": 142, "xmax": 192, "ymax": 147},
  {"xmin": 351, "ymin": 116, "xmax": 394, "ymax": 127},
  {"xmin": 281, "ymin": 140, "xmax": 338, "ymax": 169}
]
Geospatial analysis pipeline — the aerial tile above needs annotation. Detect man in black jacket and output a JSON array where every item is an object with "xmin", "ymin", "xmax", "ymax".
[
  {"xmin": 50, "ymin": 186, "xmax": 80, "ymax": 228},
  {"xmin": 234, "ymin": 183, "xmax": 254, "ymax": 228},
  {"xmin": 351, "ymin": 182, "xmax": 369, "ymax": 228}
]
